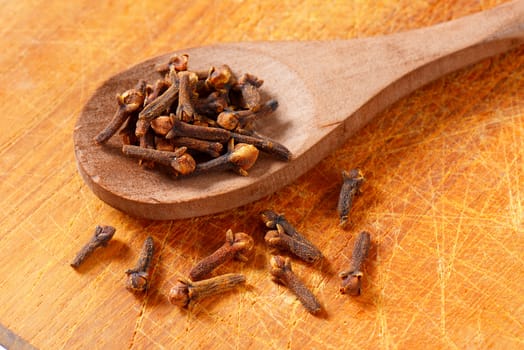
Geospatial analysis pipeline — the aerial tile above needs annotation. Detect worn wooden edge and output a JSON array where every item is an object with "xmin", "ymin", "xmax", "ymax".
[{"xmin": 0, "ymin": 323, "xmax": 38, "ymax": 350}]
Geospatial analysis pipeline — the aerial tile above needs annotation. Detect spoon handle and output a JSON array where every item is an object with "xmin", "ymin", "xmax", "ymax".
[
  {"xmin": 325, "ymin": 0, "xmax": 524, "ymax": 130},
  {"xmin": 322, "ymin": 0, "xmax": 524, "ymax": 128},
  {"xmin": 234, "ymin": 0, "xmax": 524, "ymax": 132}
]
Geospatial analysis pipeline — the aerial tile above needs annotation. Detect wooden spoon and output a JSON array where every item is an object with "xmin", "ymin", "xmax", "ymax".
[{"xmin": 74, "ymin": 0, "xmax": 524, "ymax": 220}]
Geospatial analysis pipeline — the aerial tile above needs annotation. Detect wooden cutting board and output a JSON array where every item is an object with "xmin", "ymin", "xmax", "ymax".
[{"xmin": 0, "ymin": 0, "xmax": 522, "ymax": 349}]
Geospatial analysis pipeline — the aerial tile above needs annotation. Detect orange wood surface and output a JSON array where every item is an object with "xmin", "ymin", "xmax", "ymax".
[{"xmin": 0, "ymin": 1, "xmax": 523, "ymax": 349}]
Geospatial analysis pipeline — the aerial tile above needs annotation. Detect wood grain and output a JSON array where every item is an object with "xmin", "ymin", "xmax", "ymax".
[{"xmin": 0, "ymin": 0, "xmax": 523, "ymax": 349}]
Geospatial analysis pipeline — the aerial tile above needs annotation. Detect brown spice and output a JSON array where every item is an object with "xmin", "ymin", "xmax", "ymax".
[
  {"xmin": 125, "ymin": 236, "xmax": 154, "ymax": 293},
  {"xmin": 337, "ymin": 168, "xmax": 365, "ymax": 227},
  {"xmin": 97, "ymin": 54, "xmax": 291, "ymax": 178},
  {"xmin": 261, "ymin": 210, "xmax": 322, "ymax": 262},
  {"xmin": 70, "ymin": 225, "xmax": 116, "ymax": 268},
  {"xmin": 269, "ymin": 255, "xmax": 321, "ymax": 314},
  {"xmin": 188, "ymin": 229, "xmax": 254, "ymax": 281},
  {"xmin": 122, "ymin": 145, "xmax": 196, "ymax": 175},
  {"xmin": 168, "ymin": 273, "xmax": 246, "ymax": 308},
  {"xmin": 195, "ymin": 139, "xmax": 259, "ymax": 176},
  {"xmin": 144, "ymin": 78, "xmax": 171, "ymax": 106},
  {"xmin": 150, "ymin": 116, "xmax": 174, "ymax": 136},
  {"xmin": 230, "ymin": 131, "xmax": 291, "ymax": 161},
  {"xmin": 166, "ymin": 116, "xmax": 231, "ymax": 142},
  {"xmin": 265, "ymin": 224, "xmax": 322, "ymax": 263},
  {"xmin": 119, "ymin": 113, "xmax": 139, "ymax": 145},
  {"xmin": 94, "ymin": 80, "xmax": 146, "ymax": 144},
  {"xmin": 136, "ymin": 69, "xmax": 179, "ymax": 137},
  {"xmin": 155, "ymin": 53, "xmax": 189, "ymax": 74},
  {"xmin": 171, "ymin": 137, "xmax": 223, "ymax": 158},
  {"xmin": 194, "ymin": 91, "xmax": 228, "ymax": 116},
  {"xmin": 233, "ymin": 73, "xmax": 263, "ymax": 111},
  {"xmin": 339, "ymin": 231, "xmax": 371, "ymax": 296},
  {"xmin": 175, "ymin": 71, "xmax": 198, "ymax": 122},
  {"xmin": 206, "ymin": 64, "xmax": 235, "ymax": 91}
]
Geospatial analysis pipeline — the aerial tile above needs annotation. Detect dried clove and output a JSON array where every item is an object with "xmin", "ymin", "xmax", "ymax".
[
  {"xmin": 136, "ymin": 69, "xmax": 179, "ymax": 137},
  {"xmin": 194, "ymin": 91, "xmax": 228, "ymax": 116},
  {"xmin": 167, "ymin": 117, "xmax": 291, "ymax": 160},
  {"xmin": 166, "ymin": 116, "xmax": 230, "ymax": 142},
  {"xmin": 205, "ymin": 64, "xmax": 236, "ymax": 91},
  {"xmin": 337, "ymin": 168, "xmax": 365, "ymax": 227},
  {"xmin": 70, "ymin": 225, "xmax": 116, "ymax": 268},
  {"xmin": 217, "ymin": 99, "xmax": 278, "ymax": 132},
  {"xmin": 168, "ymin": 273, "xmax": 246, "ymax": 308},
  {"xmin": 195, "ymin": 139, "xmax": 259, "ymax": 176},
  {"xmin": 230, "ymin": 131, "xmax": 291, "ymax": 161},
  {"xmin": 155, "ymin": 53, "xmax": 189, "ymax": 74},
  {"xmin": 171, "ymin": 137, "xmax": 223, "ymax": 158},
  {"xmin": 144, "ymin": 78, "xmax": 171, "ymax": 106},
  {"xmin": 269, "ymin": 255, "xmax": 321, "ymax": 314},
  {"xmin": 189, "ymin": 229, "xmax": 254, "ymax": 281},
  {"xmin": 260, "ymin": 210, "xmax": 322, "ymax": 262},
  {"xmin": 119, "ymin": 113, "xmax": 139, "ymax": 145},
  {"xmin": 122, "ymin": 145, "xmax": 196, "ymax": 175},
  {"xmin": 155, "ymin": 137, "xmax": 175, "ymax": 152},
  {"xmin": 94, "ymin": 80, "xmax": 146, "ymax": 144},
  {"xmin": 261, "ymin": 210, "xmax": 303, "ymax": 240},
  {"xmin": 126, "ymin": 236, "xmax": 154, "ymax": 293},
  {"xmin": 265, "ymin": 224, "xmax": 322, "ymax": 263},
  {"xmin": 233, "ymin": 73, "xmax": 263, "ymax": 111},
  {"xmin": 175, "ymin": 71, "xmax": 198, "ymax": 122},
  {"xmin": 150, "ymin": 116, "xmax": 174, "ymax": 136},
  {"xmin": 339, "ymin": 231, "xmax": 371, "ymax": 296}
]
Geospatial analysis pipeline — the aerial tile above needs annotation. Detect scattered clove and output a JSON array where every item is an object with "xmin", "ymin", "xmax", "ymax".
[
  {"xmin": 265, "ymin": 224, "xmax": 322, "ymax": 263},
  {"xmin": 269, "ymin": 255, "xmax": 321, "ymax": 314},
  {"xmin": 70, "ymin": 225, "xmax": 116, "ymax": 268},
  {"xmin": 337, "ymin": 168, "xmax": 365, "ymax": 227},
  {"xmin": 189, "ymin": 230, "xmax": 254, "ymax": 281},
  {"xmin": 260, "ymin": 210, "xmax": 322, "ymax": 262},
  {"xmin": 339, "ymin": 231, "xmax": 371, "ymax": 296},
  {"xmin": 126, "ymin": 236, "xmax": 155, "ymax": 293},
  {"xmin": 168, "ymin": 273, "xmax": 246, "ymax": 308}
]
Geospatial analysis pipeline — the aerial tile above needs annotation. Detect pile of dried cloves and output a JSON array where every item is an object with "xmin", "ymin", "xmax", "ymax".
[{"xmin": 94, "ymin": 53, "xmax": 291, "ymax": 177}]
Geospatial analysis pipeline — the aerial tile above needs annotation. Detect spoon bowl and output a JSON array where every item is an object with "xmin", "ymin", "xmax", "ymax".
[{"xmin": 74, "ymin": 0, "xmax": 524, "ymax": 220}]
